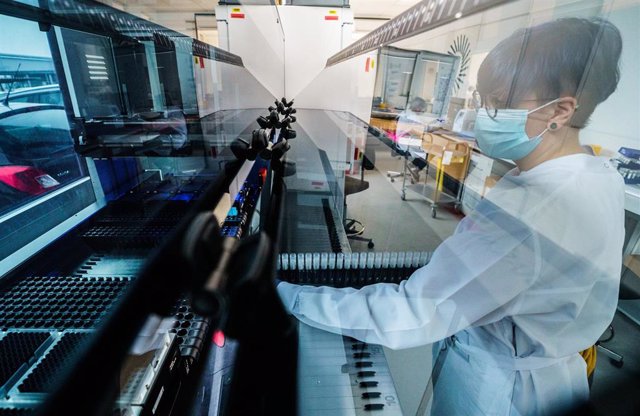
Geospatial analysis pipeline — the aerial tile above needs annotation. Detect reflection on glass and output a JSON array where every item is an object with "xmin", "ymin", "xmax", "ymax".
[
  {"xmin": 0, "ymin": 0, "xmax": 637, "ymax": 415},
  {"xmin": 411, "ymin": 56, "xmax": 455, "ymax": 116},
  {"xmin": 0, "ymin": 2, "xmax": 276, "ymax": 413},
  {"xmin": 373, "ymin": 47, "xmax": 416, "ymax": 111},
  {"xmin": 214, "ymin": 1, "xmax": 286, "ymax": 98},
  {"xmin": 276, "ymin": 3, "xmax": 636, "ymax": 416},
  {"xmin": 0, "ymin": 15, "xmax": 82, "ymax": 216},
  {"xmin": 59, "ymin": 27, "xmax": 122, "ymax": 118},
  {"xmin": 372, "ymin": 47, "xmax": 458, "ymax": 118}
]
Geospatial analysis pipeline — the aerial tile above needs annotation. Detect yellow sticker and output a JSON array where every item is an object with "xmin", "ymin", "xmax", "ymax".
[
  {"xmin": 232, "ymin": 8, "xmax": 241, "ymax": 12},
  {"xmin": 371, "ymin": 59, "xmax": 375, "ymax": 69},
  {"xmin": 328, "ymin": 10, "xmax": 337, "ymax": 14}
]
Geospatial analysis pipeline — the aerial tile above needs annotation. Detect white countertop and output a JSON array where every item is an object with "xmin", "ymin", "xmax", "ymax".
[{"xmin": 625, "ymin": 184, "xmax": 640, "ymax": 216}]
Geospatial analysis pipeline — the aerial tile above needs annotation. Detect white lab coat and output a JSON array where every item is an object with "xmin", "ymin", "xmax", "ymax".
[{"xmin": 278, "ymin": 154, "xmax": 626, "ymax": 415}]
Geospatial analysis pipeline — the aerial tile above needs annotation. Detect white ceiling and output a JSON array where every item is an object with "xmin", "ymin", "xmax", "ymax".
[
  {"xmin": 350, "ymin": 0, "xmax": 421, "ymax": 19},
  {"xmin": 350, "ymin": 0, "xmax": 421, "ymax": 34},
  {"xmin": 109, "ymin": 0, "xmax": 216, "ymax": 14},
  {"xmin": 108, "ymin": 0, "xmax": 421, "ymax": 17},
  {"xmin": 99, "ymin": 0, "xmax": 422, "ymax": 39},
  {"xmin": 102, "ymin": 0, "xmax": 419, "ymax": 19}
]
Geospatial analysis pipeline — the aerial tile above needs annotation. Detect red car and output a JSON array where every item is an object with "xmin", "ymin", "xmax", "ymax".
[
  {"xmin": 0, "ymin": 102, "xmax": 81, "ymax": 214},
  {"xmin": 0, "ymin": 165, "xmax": 60, "ymax": 195}
]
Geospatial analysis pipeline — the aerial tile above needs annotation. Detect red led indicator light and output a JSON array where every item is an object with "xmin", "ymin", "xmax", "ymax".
[
  {"xmin": 259, "ymin": 167, "xmax": 268, "ymax": 183},
  {"xmin": 213, "ymin": 330, "xmax": 226, "ymax": 347}
]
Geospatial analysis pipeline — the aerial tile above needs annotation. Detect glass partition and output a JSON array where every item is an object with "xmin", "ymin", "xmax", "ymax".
[
  {"xmin": 410, "ymin": 51, "xmax": 458, "ymax": 117},
  {"xmin": 0, "ymin": 0, "xmax": 281, "ymax": 414},
  {"xmin": 0, "ymin": 0, "xmax": 638, "ymax": 415},
  {"xmin": 277, "ymin": 1, "xmax": 640, "ymax": 415},
  {"xmin": 374, "ymin": 47, "xmax": 417, "ymax": 111},
  {"xmin": 0, "ymin": 13, "xmax": 89, "ymax": 265}
]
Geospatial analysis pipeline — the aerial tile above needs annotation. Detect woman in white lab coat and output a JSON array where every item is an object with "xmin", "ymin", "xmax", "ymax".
[{"xmin": 278, "ymin": 18, "xmax": 625, "ymax": 415}]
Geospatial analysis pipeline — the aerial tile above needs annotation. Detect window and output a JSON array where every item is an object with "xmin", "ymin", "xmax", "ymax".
[{"xmin": 0, "ymin": 14, "xmax": 96, "ymax": 271}]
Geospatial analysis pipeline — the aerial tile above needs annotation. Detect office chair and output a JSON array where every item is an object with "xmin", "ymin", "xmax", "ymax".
[
  {"xmin": 596, "ymin": 257, "xmax": 640, "ymax": 367},
  {"xmin": 366, "ymin": 122, "xmax": 415, "ymax": 183},
  {"xmin": 386, "ymin": 134, "xmax": 410, "ymax": 182},
  {"xmin": 387, "ymin": 140, "xmax": 430, "ymax": 185},
  {"xmin": 595, "ymin": 325, "xmax": 621, "ymax": 367},
  {"xmin": 387, "ymin": 119, "xmax": 427, "ymax": 183},
  {"xmin": 344, "ymin": 152, "xmax": 375, "ymax": 249}
]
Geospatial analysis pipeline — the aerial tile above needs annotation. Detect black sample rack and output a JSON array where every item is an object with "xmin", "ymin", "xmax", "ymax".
[
  {"xmin": 0, "ymin": 276, "xmax": 132, "ymax": 331},
  {"xmin": 0, "ymin": 333, "xmax": 51, "ymax": 391},
  {"xmin": 0, "ymin": 171, "xmax": 232, "ymax": 413},
  {"xmin": 18, "ymin": 332, "xmax": 91, "ymax": 393}
]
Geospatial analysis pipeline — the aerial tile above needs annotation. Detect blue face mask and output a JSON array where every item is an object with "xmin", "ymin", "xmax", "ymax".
[{"xmin": 473, "ymin": 99, "xmax": 559, "ymax": 160}]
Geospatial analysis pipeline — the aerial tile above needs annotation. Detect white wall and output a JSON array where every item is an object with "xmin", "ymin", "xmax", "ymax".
[
  {"xmin": 193, "ymin": 57, "xmax": 275, "ymax": 117},
  {"xmin": 580, "ymin": 0, "xmax": 640, "ymax": 151},
  {"xmin": 293, "ymin": 52, "xmax": 377, "ymax": 122},
  {"xmin": 216, "ymin": 5, "xmax": 286, "ymax": 98},
  {"xmin": 279, "ymin": 6, "xmax": 354, "ymax": 99},
  {"xmin": 278, "ymin": 6, "xmax": 378, "ymax": 122},
  {"xmin": 197, "ymin": 29, "xmax": 219, "ymax": 47},
  {"xmin": 216, "ymin": 4, "xmax": 366, "ymax": 114},
  {"xmin": 218, "ymin": 63, "xmax": 276, "ymax": 111}
]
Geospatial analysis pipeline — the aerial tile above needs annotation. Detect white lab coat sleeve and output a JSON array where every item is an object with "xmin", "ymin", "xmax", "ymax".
[{"xmin": 277, "ymin": 201, "xmax": 541, "ymax": 349}]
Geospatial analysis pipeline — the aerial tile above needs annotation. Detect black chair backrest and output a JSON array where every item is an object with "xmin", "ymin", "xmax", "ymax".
[
  {"xmin": 620, "ymin": 267, "xmax": 640, "ymax": 300},
  {"xmin": 362, "ymin": 146, "xmax": 376, "ymax": 171}
]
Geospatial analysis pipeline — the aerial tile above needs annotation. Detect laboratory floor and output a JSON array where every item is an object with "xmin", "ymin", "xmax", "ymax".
[
  {"xmin": 590, "ymin": 307, "xmax": 640, "ymax": 415},
  {"xmin": 344, "ymin": 150, "xmax": 640, "ymax": 415},
  {"xmin": 345, "ymin": 150, "xmax": 461, "ymax": 253}
]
